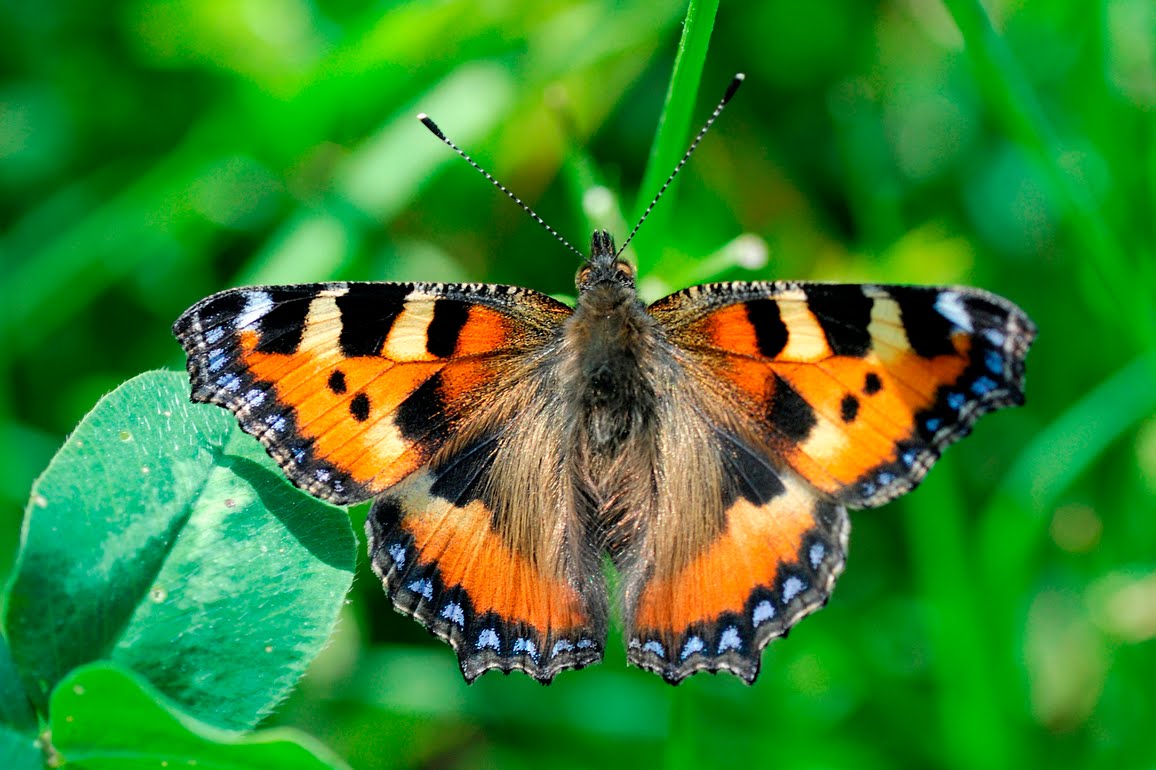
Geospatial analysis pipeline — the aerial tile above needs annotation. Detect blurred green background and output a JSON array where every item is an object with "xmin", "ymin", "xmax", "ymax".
[{"xmin": 2, "ymin": 0, "xmax": 1154, "ymax": 768}]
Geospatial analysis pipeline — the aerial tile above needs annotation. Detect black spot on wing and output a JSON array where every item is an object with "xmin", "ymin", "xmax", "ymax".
[
  {"xmin": 803, "ymin": 285, "xmax": 872, "ymax": 357},
  {"xmin": 840, "ymin": 394, "xmax": 859, "ymax": 423},
  {"xmin": 745, "ymin": 299, "xmax": 788, "ymax": 359},
  {"xmin": 254, "ymin": 288, "xmax": 310, "ymax": 354},
  {"xmin": 337, "ymin": 283, "xmax": 411, "ymax": 357},
  {"xmin": 328, "ymin": 370, "xmax": 347, "ymax": 394},
  {"xmin": 349, "ymin": 392, "xmax": 371, "ymax": 422},
  {"xmin": 367, "ymin": 497, "xmax": 405, "ymax": 537},
  {"xmin": 889, "ymin": 287, "xmax": 957, "ymax": 358},
  {"xmin": 863, "ymin": 372, "xmax": 882, "ymax": 395},
  {"xmin": 395, "ymin": 372, "xmax": 450, "ymax": 443},
  {"xmin": 767, "ymin": 374, "xmax": 816, "ymax": 443},
  {"xmin": 426, "ymin": 300, "xmax": 471, "ymax": 358}
]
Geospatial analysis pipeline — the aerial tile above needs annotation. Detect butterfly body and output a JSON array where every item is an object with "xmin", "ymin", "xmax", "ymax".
[{"xmin": 174, "ymin": 230, "xmax": 1035, "ymax": 685}]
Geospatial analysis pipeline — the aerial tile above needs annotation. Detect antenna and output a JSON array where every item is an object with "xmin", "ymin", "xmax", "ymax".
[
  {"xmin": 417, "ymin": 114, "xmax": 584, "ymax": 260},
  {"xmin": 616, "ymin": 72, "xmax": 745, "ymax": 258}
]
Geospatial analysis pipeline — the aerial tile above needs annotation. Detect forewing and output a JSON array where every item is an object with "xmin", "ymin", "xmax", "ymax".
[
  {"xmin": 173, "ymin": 281, "xmax": 571, "ymax": 505},
  {"xmin": 648, "ymin": 281, "xmax": 1036, "ymax": 508}
]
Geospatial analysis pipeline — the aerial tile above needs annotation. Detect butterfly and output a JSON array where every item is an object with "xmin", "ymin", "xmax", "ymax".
[{"xmin": 173, "ymin": 229, "xmax": 1035, "ymax": 684}]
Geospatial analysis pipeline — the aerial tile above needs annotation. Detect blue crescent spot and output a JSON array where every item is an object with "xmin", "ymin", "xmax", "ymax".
[
  {"xmin": 947, "ymin": 392, "xmax": 965, "ymax": 410},
  {"xmin": 441, "ymin": 602, "xmax": 465, "ymax": 627},
  {"xmin": 781, "ymin": 576, "xmax": 806, "ymax": 604},
  {"xmin": 476, "ymin": 628, "xmax": 500, "ymax": 651},
  {"xmin": 204, "ymin": 326, "xmax": 226, "ymax": 344},
  {"xmin": 717, "ymin": 627, "xmax": 742, "ymax": 653},
  {"xmin": 551, "ymin": 640, "xmax": 575, "ymax": 657},
  {"xmin": 387, "ymin": 544, "xmax": 406, "ymax": 569},
  {"xmin": 407, "ymin": 578, "xmax": 434, "ymax": 600},
  {"xmin": 752, "ymin": 600, "xmax": 775, "ymax": 626},
  {"xmin": 641, "ymin": 640, "xmax": 666, "ymax": 659},
  {"xmin": 809, "ymin": 542, "xmax": 826, "ymax": 569},
  {"xmin": 207, "ymin": 349, "xmax": 228, "ymax": 372},
  {"xmin": 984, "ymin": 349, "xmax": 1004, "ymax": 374},
  {"xmin": 512, "ymin": 638, "xmax": 539, "ymax": 661},
  {"xmin": 216, "ymin": 373, "xmax": 242, "ymax": 392},
  {"xmin": 679, "ymin": 636, "xmax": 706, "ymax": 661},
  {"xmin": 971, "ymin": 376, "xmax": 998, "ymax": 395},
  {"xmin": 577, "ymin": 638, "xmax": 597, "ymax": 650}
]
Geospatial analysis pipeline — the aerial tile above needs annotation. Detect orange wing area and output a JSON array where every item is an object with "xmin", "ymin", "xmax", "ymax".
[
  {"xmin": 653, "ymin": 282, "xmax": 1035, "ymax": 508},
  {"xmin": 367, "ymin": 467, "xmax": 605, "ymax": 683},
  {"xmin": 175, "ymin": 281, "xmax": 602, "ymax": 682},
  {"xmin": 626, "ymin": 469, "xmax": 849, "ymax": 684},
  {"xmin": 173, "ymin": 282, "xmax": 571, "ymax": 505}
]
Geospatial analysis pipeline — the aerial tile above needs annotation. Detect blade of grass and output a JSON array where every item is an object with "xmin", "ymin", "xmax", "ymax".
[
  {"xmin": 630, "ymin": 0, "xmax": 721, "ymax": 274},
  {"xmin": 940, "ymin": 0, "xmax": 1154, "ymax": 350}
]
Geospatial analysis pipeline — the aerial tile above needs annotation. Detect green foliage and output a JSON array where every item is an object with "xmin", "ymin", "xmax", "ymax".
[
  {"xmin": 49, "ymin": 663, "xmax": 350, "ymax": 769},
  {"xmin": 2, "ymin": 372, "xmax": 355, "ymax": 747},
  {"xmin": 2, "ymin": 0, "xmax": 1154, "ymax": 768},
  {"xmin": 0, "ymin": 635, "xmax": 40, "ymax": 770}
]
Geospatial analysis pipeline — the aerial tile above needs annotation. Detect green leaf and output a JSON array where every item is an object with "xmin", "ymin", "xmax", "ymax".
[
  {"xmin": 4, "ymin": 371, "xmax": 355, "ymax": 731},
  {"xmin": 0, "ymin": 634, "xmax": 41, "ymax": 770},
  {"xmin": 49, "ymin": 662, "xmax": 350, "ymax": 770}
]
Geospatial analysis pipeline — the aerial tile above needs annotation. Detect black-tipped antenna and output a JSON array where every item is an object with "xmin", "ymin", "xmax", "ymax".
[
  {"xmin": 616, "ymin": 73, "xmax": 746, "ymax": 258},
  {"xmin": 417, "ymin": 113, "xmax": 584, "ymax": 260}
]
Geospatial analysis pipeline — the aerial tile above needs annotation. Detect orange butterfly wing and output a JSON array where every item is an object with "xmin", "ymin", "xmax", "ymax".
[
  {"xmin": 174, "ymin": 282, "xmax": 605, "ymax": 681},
  {"xmin": 651, "ymin": 282, "xmax": 1036, "ymax": 506},
  {"xmin": 620, "ymin": 282, "xmax": 1035, "ymax": 682}
]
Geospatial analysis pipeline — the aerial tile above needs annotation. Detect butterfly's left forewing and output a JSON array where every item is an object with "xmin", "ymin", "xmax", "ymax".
[{"xmin": 651, "ymin": 281, "xmax": 1036, "ymax": 507}]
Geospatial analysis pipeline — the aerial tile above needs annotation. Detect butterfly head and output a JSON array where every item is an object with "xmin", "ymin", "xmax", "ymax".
[{"xmin": 577, "ymin": 230, "xmax": 636, "ymax": 293}]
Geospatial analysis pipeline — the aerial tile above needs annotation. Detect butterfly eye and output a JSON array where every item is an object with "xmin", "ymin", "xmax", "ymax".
[
  {"xmin": 577, "ymin": 266, "xmax": 592, "ymax": 285},
  {"xmin": 616, "ymin": 261, "xmax": 637, "ymax": 281}
]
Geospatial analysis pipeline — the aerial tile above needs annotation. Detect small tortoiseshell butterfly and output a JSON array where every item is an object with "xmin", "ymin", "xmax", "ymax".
[{"xmin": 173, "ymin": 77, "xmax": 1036, "ymax": 684}]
